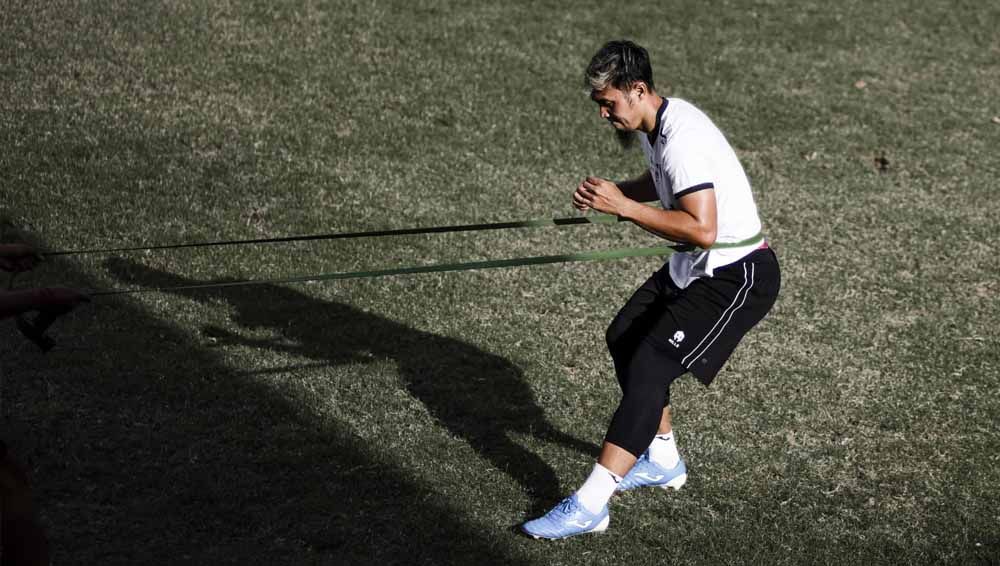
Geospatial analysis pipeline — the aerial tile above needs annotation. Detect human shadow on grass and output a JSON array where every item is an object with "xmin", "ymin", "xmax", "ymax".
[
  {"xmin": 105, "ymin": 258, "xmax": 598, "ymax": 515},
  {"xmin": 3, "ymin": 225, "xmax": 544, "ymax": 565}
]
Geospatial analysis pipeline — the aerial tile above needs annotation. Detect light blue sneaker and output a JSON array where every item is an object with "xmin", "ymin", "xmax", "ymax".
[
  {"xmin": 617, "ymin": 452, "xmax": 687, "ymax": 492},
  {"xmin": 521, "ymin": 494, "xmax": 610, "ymax": 540}
]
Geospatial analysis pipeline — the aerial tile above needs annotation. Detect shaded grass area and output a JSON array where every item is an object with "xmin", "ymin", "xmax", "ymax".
[
  {"xmin": 2, "ymin": 0, "xmax": 999, "ymax": 564},
  {"xmin": 2, "ymin": 243, "xmax": 543, "ymax": 565}
]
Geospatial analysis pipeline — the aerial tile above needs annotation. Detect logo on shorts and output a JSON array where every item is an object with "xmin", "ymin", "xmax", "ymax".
[{"xmin": 669, "ymin": 330, "xmax": 685, "ymax": 348}]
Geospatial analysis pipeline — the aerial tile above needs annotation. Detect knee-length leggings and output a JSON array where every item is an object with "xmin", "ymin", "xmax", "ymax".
[
  {"xmin": 602, "ymin": 248, "xmax": 780, "ymax": 457},
  {"xmin": 603, "ymin": 322, "xmax": 686, "ymax": 458},
  {"xmin": 602, "ymin": 263, "xmax": 689, "ymax": 458}
]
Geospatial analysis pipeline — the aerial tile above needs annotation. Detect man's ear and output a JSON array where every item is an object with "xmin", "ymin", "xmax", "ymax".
[{"xmin": 633, "ymin": 81, "xmax": 648, "ymax": 99}]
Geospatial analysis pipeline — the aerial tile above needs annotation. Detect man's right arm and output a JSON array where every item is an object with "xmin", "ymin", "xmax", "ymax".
[
  {"xmin": 0, "ymin": 244, "xmax": 42, "ymax": 272},
  {"xmin": 617, "ymin": 171, "xmax": 658, "ymax": 203},
  {"xmin": 0, "ymin": 288, "xmax": 90, "ymax": 320}
]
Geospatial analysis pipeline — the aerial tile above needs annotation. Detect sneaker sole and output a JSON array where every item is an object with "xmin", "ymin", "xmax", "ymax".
[
  {"xmin": 592, "ymin": 514, "xmax": 610, "ymax": 533},
  {"xmin": 657, "ymin": 472, "xmax": 687, "ymax": 491},
  {"xmin": 526, "ymin": 515, "xmax": 611, "ymax": 540}
]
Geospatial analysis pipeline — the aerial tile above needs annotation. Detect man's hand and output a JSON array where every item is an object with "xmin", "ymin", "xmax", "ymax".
[
  {"xmin": 0, "ymin": 288, "xmax": 90, "ymax": 321},
  {"xmin": 33, "ymin": 287, "xmax": 91, "ymax": 311},
  {"xmin": 573, "ymin": 176, "xmax": 634, "ymax": 217},
  {"xmin": 0, "ymin": 244, "xmax": 43, "ymax": 273}
]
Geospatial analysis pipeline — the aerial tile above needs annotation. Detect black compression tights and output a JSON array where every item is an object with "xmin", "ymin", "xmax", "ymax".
[{"xmin": 603, "ymin": 335, "xmax": 687, "ymax": 458}]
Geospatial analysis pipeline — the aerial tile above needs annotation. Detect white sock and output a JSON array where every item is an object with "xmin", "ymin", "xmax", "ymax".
[
  {"xmin": 575, "ymin": 463, "xmax": 621, "ymax": 514},
  {"xmin": 648, "ymin": 431, "xmax": 680, "ymax": 469}
]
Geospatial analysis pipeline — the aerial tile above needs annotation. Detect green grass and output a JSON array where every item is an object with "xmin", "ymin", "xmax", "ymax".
[{"xmin": 2, "ymin": 1, "xmax": 999, "ymax": 564}]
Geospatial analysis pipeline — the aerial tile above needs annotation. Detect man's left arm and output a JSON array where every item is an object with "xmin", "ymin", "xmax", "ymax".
[{"xmin": 578, "ymin": 177, "xmax": 717, "ymax": 248}]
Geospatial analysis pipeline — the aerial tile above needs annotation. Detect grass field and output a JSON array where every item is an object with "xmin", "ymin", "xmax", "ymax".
[{"xmin": 2, "ymin": 1, "xmax": 999, "ymax": 564}]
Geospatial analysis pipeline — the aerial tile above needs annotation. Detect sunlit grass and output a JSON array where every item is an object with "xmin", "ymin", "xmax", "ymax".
[{"xmin": 2, "ymin": 1, "xmax": 998, "ymax": 564}]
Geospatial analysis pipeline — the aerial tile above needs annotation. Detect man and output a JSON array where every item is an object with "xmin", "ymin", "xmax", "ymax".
[
  {"xmin": 0, "ymin": 243, "xmax": 88, "ymax": 320},
  {"xmin": 522, "ymin": 40, "xmax": 780, "ymax": 540},
  {"xmin": 1, "ymin": 243, "xmax": 88, "ymax": 565}
]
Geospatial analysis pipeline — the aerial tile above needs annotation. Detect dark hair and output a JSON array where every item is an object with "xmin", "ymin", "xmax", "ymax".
[{"xmin": 585, "ymin": 40, "xmax": 655, "ymax": 92}]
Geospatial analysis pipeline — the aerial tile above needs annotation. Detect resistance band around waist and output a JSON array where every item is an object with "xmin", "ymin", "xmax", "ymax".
[{"xmin": 34, "ymin": 211, "xmax": 763, "ymax": 295}]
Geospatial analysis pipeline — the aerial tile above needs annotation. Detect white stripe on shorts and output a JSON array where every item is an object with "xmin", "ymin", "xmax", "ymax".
[{"xmin": 681, "ymin": 262, "xmax": 756, "ymax": 368}]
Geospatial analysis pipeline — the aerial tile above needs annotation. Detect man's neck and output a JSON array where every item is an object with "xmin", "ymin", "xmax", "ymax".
[{"xmin": 638, "ymin": 94, "xmax": 665, "ymax": 135}]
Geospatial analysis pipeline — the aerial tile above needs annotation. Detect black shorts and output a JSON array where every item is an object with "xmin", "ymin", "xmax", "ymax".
[{"xmin": 610, "ymin": 247, "xmax": 780, "ymax": 385}]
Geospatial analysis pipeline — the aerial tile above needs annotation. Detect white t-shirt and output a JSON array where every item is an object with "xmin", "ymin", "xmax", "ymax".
[{"xmin": 639, "ymin": 97, "xmax": 763, "ymax": 289}]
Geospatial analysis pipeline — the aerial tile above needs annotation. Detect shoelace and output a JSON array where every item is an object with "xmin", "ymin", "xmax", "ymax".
[{"xmin": 557, "ymin": 497, "xmax": 578, "ymax": 515}]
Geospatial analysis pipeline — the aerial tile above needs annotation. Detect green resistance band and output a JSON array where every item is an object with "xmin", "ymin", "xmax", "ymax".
[
  {"xmin": 88, "ymin": 231, "xmax": 765, "ymax": 296},
  {"xmin": 43, "ymin": 209, "xmax": 762, "ymax": 257},
  {"xmin": 44, "ymin": 214, "xmax": 623, "ymax": 257},
  {"xmin": 91, "ymin": 244, "xmax": 677, "ymax": 296},
  {"xmin": 680, "ymin": 231, "xmax": 765, "ymax": 251}
]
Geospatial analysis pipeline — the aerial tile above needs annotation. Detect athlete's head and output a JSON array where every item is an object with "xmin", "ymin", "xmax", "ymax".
[
  {"xmin": 585, "ymin": 40, "xmax": 658, "ymax": 142},
  {"xmin": 585, "ymin": 40, "xmax": 656, "ymax": 94}
]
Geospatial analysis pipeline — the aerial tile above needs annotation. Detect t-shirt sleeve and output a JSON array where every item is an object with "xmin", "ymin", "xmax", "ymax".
[{"xmin": 667, "ymin": 146, "xmax": 715, "ymax": 199}]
